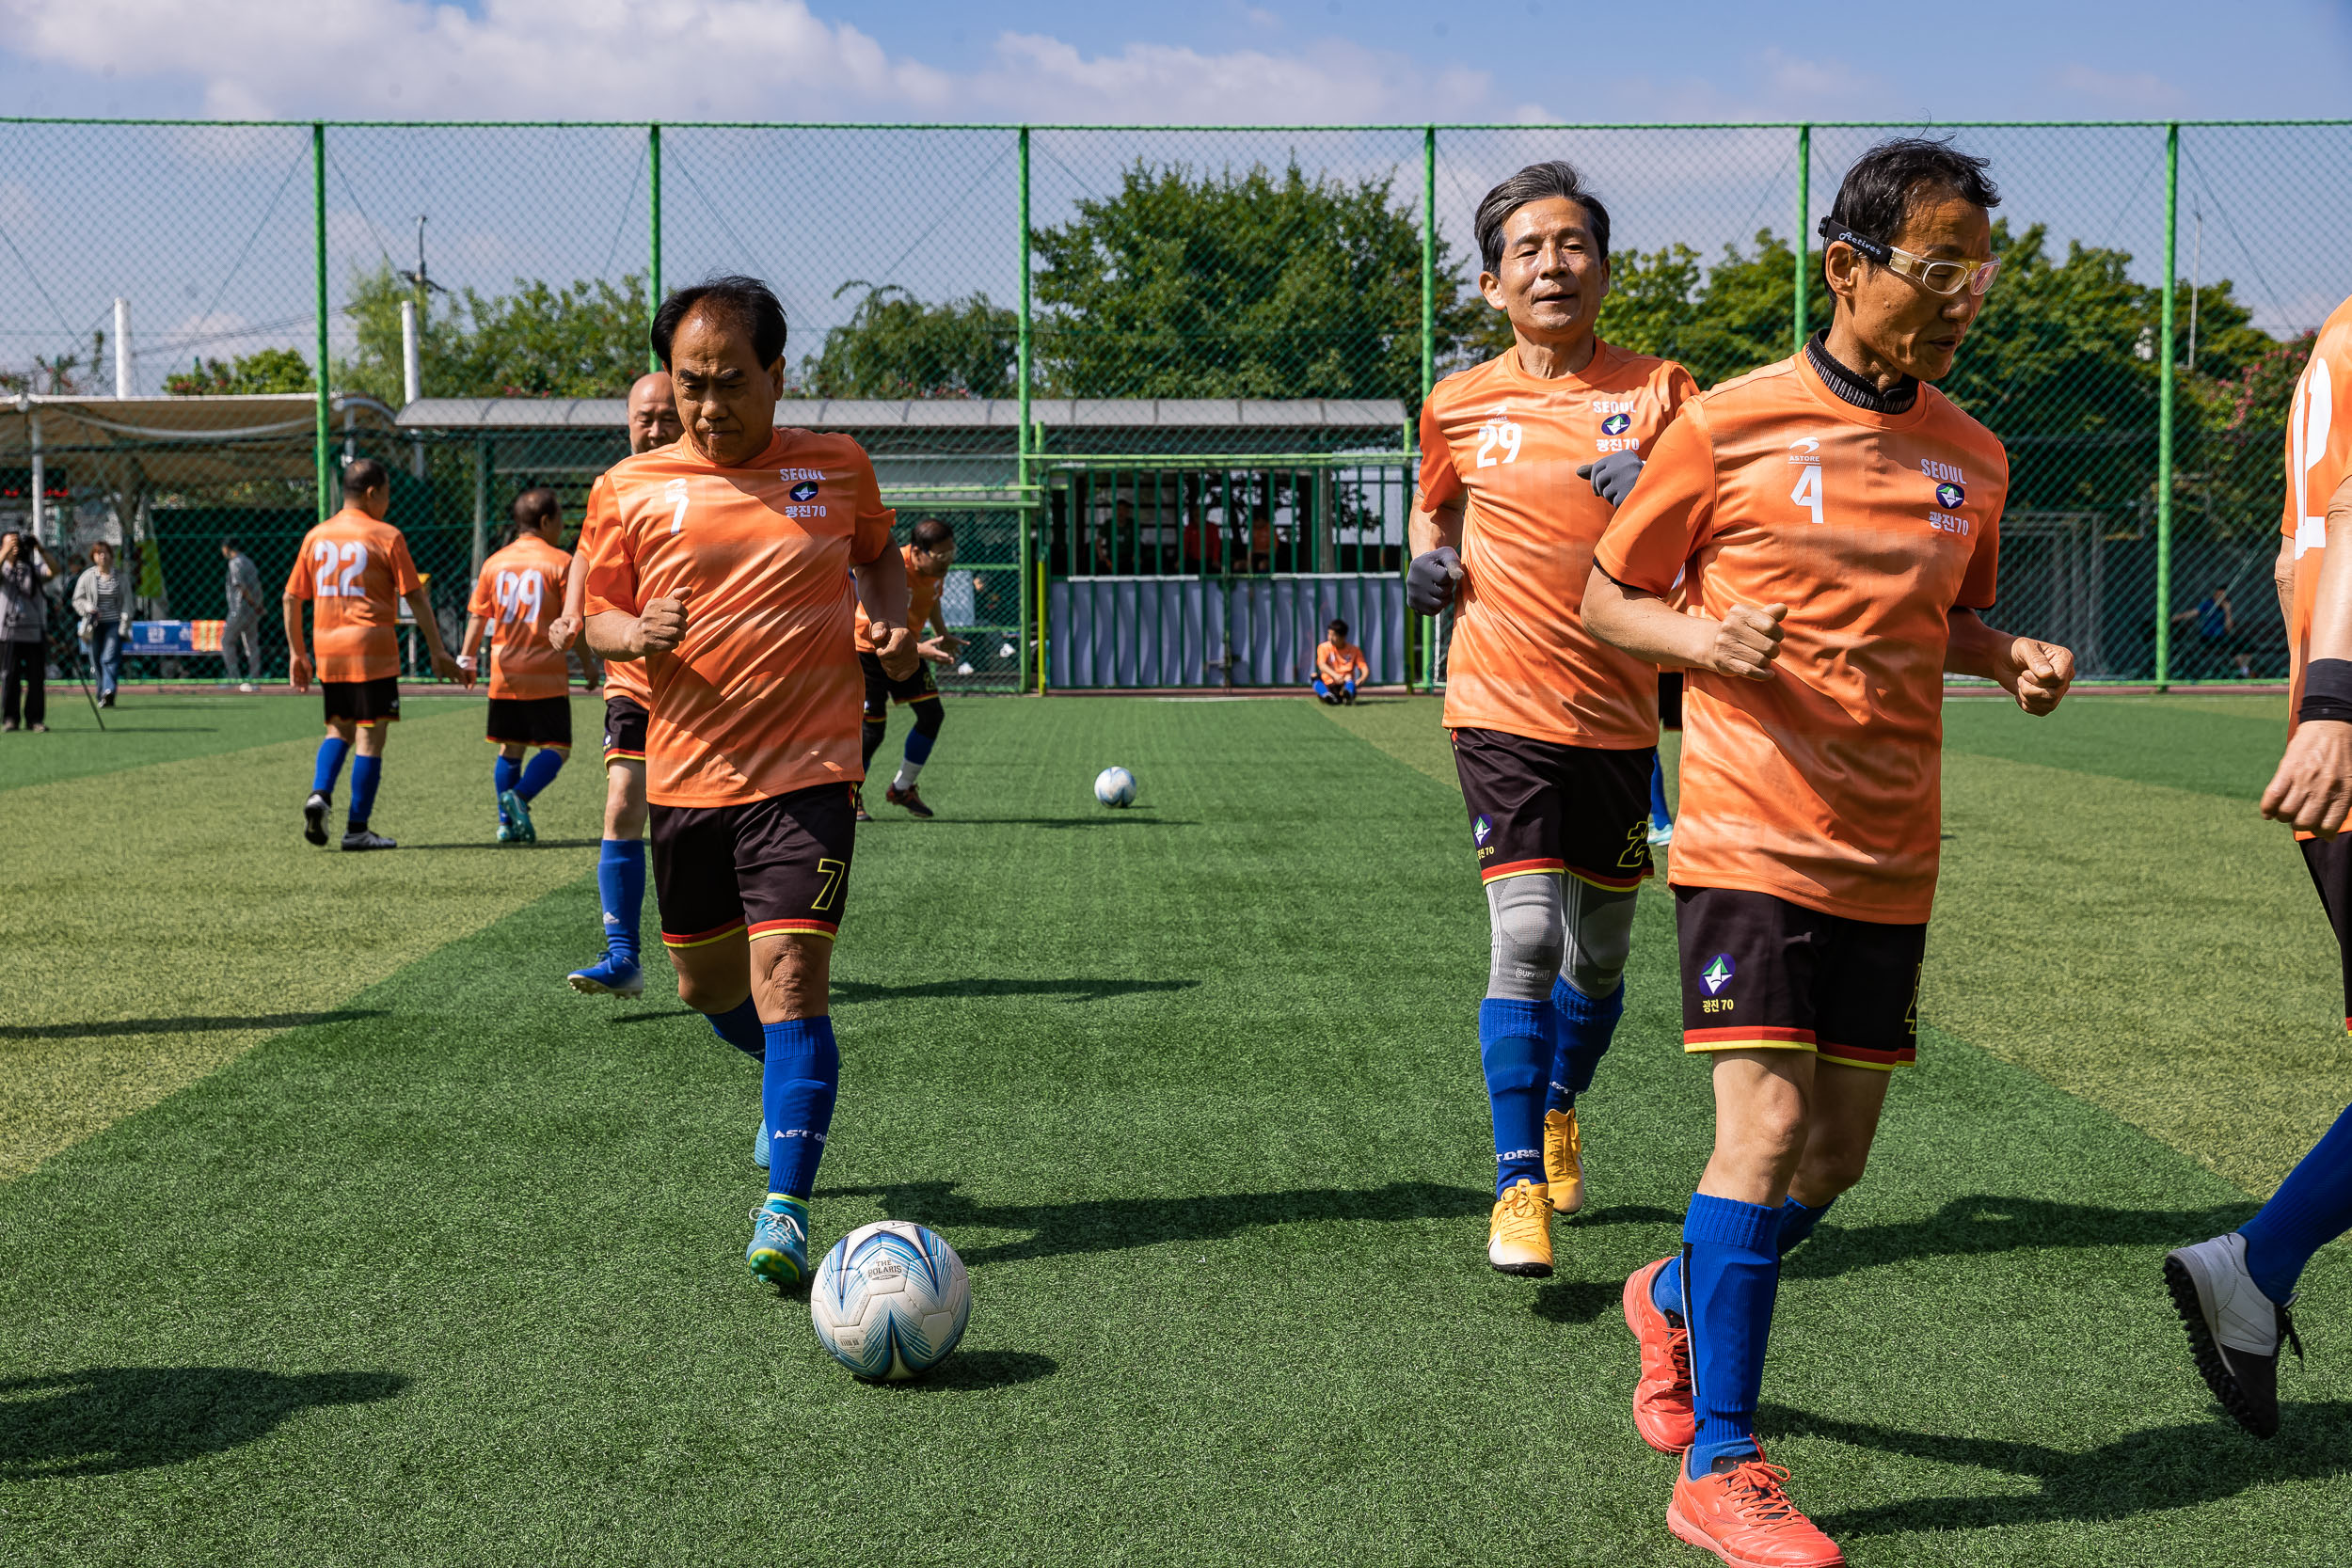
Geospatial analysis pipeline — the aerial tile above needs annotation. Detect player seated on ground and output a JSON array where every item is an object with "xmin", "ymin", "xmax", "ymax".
[
  {"xmin": 1407, "ymin": 159, "xmax": 1698, "ymax": 1279},
  {"xmin": 2166, "ymin": 288, "xmax": 2352, "ymax": 1441},
  {"xmin": 548, "ymin": 370, "xmax": 683, "ymax": 999},
  {"xmin": 285, "ymin": 457, "xmax": 462, "ymax": 851},
  {"xmin": 855, "ymin": 515, "xmax": 962, "ymax": 822},
  {"xmin": 461, "ymin": 487, "xmax": 573, "ymax": 845},
  {"xmin": 584, "ymin": 275, "xmax": 917, "ymax": 1291},
  {"xmin": 1311, "ymin": 619, "xmax": 1366, "ymax": 705},
  {"xmin": 1583, "ymin": 136, "xmax": 2072, "ymax": 1568}
]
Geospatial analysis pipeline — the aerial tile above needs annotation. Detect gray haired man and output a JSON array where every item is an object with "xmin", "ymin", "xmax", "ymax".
[{"xmin": 221, "ymin": 540, "xmax": 265, "ymax": 690}]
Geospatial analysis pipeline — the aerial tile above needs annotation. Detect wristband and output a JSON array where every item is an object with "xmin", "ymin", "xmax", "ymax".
[{"xmin": 2299, "ymin": 658, "xmax": 2352, "ymax": 725}]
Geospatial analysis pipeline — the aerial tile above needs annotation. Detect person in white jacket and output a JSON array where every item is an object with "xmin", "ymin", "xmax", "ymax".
[{"xmin": 72, "ymin": 539, "xmax": 133, "ymax": 708}]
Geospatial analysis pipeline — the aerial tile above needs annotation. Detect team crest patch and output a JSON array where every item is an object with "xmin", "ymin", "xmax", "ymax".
[
  {"xmin": 1601, "ymin": 413, "xmax": 1631, "ymax": 436},
  {"xmin": 1934, "ymin": 481, "xmax": 1964, "ymax": 509},
  {"xmin": 1701, "ymin": 954, "xmax": 1736, "ymax": 995},
  {"xmin": 789, "ymin": 480, "xmax": 820, "ymax": 502},
  {"xmin": 1473, "ymin": 815, "xmax": 1493, "ymax": 846}
]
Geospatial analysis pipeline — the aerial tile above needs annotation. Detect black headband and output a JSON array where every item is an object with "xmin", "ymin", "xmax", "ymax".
[{"xmin": 1817, "ymin": 215, "xmax": 1891, "ymax": 264}]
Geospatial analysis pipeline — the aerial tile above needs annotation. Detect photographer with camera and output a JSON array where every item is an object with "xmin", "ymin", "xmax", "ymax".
[{"xmin": 1, "ymin": 528, "xmax": 63, "ymax": 732}]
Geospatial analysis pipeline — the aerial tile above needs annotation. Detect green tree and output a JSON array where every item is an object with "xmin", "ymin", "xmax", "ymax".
[
  {"xmin": 337, "ymin": 265, "xmax": 649, "ymax": 404},
  {"xmin": 1032, "ymin": 161, "xmax": 1480, "ymax": 406},
  {"xmin": 165, "ymin": 347, "xmax": 314, "ymax": 396},
  {"xmin": 805, "ymin": 283, "xmax": 1017, "ymax": 399}
]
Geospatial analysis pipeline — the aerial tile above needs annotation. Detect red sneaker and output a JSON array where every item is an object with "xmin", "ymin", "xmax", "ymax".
[
  {"xmin": 1668, "ymin": 1451, "xmax": 1844, "ymax": 1568},
  {"xmin": 885, "ymin": 783, "xmax": 934, "ymax": 819},
  {"xmin": 1624, "ymin": 1259, "xmax": 1695, "ymax": 1454}
]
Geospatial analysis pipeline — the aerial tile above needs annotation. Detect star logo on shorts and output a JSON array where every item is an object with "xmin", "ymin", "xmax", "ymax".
[
  {"xmin": 1473, "ymin": 815, "xmax": 1493, "ymax": 846},
  {"xmin": 1701, "ymin": 954, "xmax": 1736, "ymax": 995}
]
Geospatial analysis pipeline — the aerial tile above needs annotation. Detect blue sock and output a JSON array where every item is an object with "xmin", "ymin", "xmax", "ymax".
[
  {"xmin": 1682, "ymin": 1194, "xmax": 1784, "ymax": 1479},
  {"xmin": 493, "ymin": 753, "xmax": 522, "ymax": 813},
  {"xmin": 707, "ymin": 996, "xmax": 764, "ymax": 1061},
  {"xmin": 310, "ymin": 735, "xmax": 349, "ymax": 795},
  {"xmin": 2240, "ymin": 1101, "xmax": 2352, "ymax": 1303},
  {"xmin": 518, "ymin": 748, "xmax": 564, "ymax": 800},
  {"xmin": 1778, "ymin": 1195, "xmax": 1835, "ymax": 1256},
  {"xmin": 1653, "ymin": 1194, "xmax": 1835, "ymax": 1320},
  {"xmin": 348, "ymin": 754, "xmax": 382, "ymax": 828},
  {"xmin": 596, "ymin": 839, "xmax": 644, "ymax": 962},
  {"xmin": 1649, "ymin": 752, "xmax": 1673, "ymax": 828},
  {"xmin": 1547, "ymin": 976, "xmax": 1626, "ymax": 1114},
  {"xmin": 762, "ymin": 1016, "xmax": 841, "ymax": 1200},
  {"xmin": 1479, "ymin": 998, "xmax": 1549, "ymax": 1196},
  {"xmin": 903, "ymin": 726, "xmax": 936, "ymax": 768}
]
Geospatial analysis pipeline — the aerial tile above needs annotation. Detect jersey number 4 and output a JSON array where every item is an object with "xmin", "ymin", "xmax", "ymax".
[
  {"xmin": 1789, "ymin": 466, "xmax": 1824, "ymax": 526},
  {"xmin": 311, "ymin": 540, "xmax": 370, "ymax": 597}
]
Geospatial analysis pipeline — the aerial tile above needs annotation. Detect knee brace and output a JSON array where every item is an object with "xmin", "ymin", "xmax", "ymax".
[
  {"xmin": 1561, "ymin": 878, "xmax": 1639, "ymax": 998},
  {"xmin": 1485, "ymin": 874, "xmax": 1565, "ymax": 1001}
]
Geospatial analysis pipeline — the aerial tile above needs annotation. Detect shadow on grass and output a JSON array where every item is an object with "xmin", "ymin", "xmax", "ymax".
[
  {"xmin": 0, "ymin": 1009, "xmax": 387, "ymax": 1040},
  {"xmin": 394, "ymin": 839, "xmax": 602, "ymax": 851},
  {"xmin": 833, "ymin": 976, "xmax": 1199, "ymax": 1006},
  {"xmin": 0, "ymin": 1367, "xmax": 408, "ymax": 1480},
  {"xmin": 1532, "ymin": 1279, "xmax": 1621, "ymax": 1324},
  {"xmin": 873, "ymin": 1350, "xmax": 1058, "ymax": 1393},
  {"xmin": 608, "ymin": 1008, "xmax": 700, "ymax": 1025},
  {"xmin": 898, "ymin": 816, "xmax": 1195, "ymax": 830},
  {"xmin": 1765, "ymin": 1401, "xmax": 2352, "ymax": 1534},
  {"xmin": 1788, "ymin": 1195, "xmax": 2259, "ymax": 1280},
  {"xmin": 827, "ymin": 1179, "xmax": 1487, "ymax": 1267}
]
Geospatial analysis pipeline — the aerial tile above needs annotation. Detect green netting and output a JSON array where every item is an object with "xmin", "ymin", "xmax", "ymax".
[{"xmin": 0, "ymin": 118, "xmax": 2339, "ymax": 690}]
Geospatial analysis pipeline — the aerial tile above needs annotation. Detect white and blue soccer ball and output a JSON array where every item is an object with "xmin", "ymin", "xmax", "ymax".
[
  {"xmin": 1093, "ymin": 766, "xmax": 1136, "ymax": 808},
  {"xmin": 810, "ymin": 1220, "xmax": 971, "ymax": 1381}
]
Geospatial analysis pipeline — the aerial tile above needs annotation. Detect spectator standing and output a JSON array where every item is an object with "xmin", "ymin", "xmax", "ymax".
[
  {"xmin": 1, "ymin": 529, "xmax": 61, "ymax": 731},
  {"xmin": 72, "ymin": 540, "xmax": 132, "ymax": 708},
  {"xmin": 2172, "ymin": 583, "xmax": 2252, "ymax": 679},
  {"xmin": 222, "ymin": 539, "xmax": 266, "ymax": 690}
]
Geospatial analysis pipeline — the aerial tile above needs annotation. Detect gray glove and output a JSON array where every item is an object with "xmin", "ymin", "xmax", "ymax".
[
  {"xmin": 1575, "ymin": 451, "xmax": 1645, "ymax": 508},
  {"xmin": 1406, "ymin": 546, "xmax": 1463, "ymax": 615}
]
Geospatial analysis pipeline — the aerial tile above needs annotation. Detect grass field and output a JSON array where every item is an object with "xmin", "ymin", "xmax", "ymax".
[{"xmin": 2, "ymin": 689, "xmax": 2348, "ymax": 1566}]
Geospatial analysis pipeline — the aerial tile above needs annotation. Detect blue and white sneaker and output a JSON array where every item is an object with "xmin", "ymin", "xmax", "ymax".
[
  {"xmin": 500, "ymin": 789, "xmax": 535, "ymax": 844},
  {"xmin": 1647, "ymin": 818, "xmax": 1675, "ymax": 848},
  {"xmin": 746, "ymin": 1196, "xmax": 810, "ymax": 1290},
  {"xmin": 755, "ymin": 1120, "xmax": 771, "ymax": 1169},
  {"xmin": 567, "ymin": 953, "xmax": 644, "ymax": 998}
]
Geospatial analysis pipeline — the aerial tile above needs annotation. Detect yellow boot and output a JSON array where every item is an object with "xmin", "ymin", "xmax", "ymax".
[
  {"xmin": 1544, "ymin": 1107, "xmax": 1585, "ymax": 1214},
  {"xmin": 1487, "ymin": 1179, "xmax": 1554, "ymax": 1276}
]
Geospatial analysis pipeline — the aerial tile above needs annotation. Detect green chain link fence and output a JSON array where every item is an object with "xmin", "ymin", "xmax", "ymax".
[{"xmin": 1, "ymin": 118, "xmax": 2342, "ymax": 690}]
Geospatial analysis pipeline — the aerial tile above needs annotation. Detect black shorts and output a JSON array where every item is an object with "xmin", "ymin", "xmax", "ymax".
[
  {"xmin": 323, "ymin": 676, "xmax": 400, "ymax": 725},
  {"xmin": 861, "ymin": 650, "xmax": 938, "ymax": 721},
  {"xmin": 1450, "ymin": 727, "xmax": 1653, "ymax": 891},
  {"xmin": 603, "ymin": 693, "xmax": 648, "ymax": 760},
  {"xmin": 650, "ymin": 783, "xmax": 857, "ymax": 948},
  {"xmin": 2300, "ymin": 834, "xmax": 2352, "ymax": 1031},
  {"xmin": 485, "ymin": 695, "xmax": 572, "ymax": 749},
  {"xmin": 1676, "ymin": 885, "xmax": 1926, "ymax": 1070},
  {"xmin": 1658, "ymin": 671, "xmax": 1684, "ymax": 732}
]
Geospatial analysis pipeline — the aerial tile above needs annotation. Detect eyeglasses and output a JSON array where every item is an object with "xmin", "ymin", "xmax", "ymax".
[{"xmin": 1817, "ymin": 217, "xmax": 2002, "ymax": 297}]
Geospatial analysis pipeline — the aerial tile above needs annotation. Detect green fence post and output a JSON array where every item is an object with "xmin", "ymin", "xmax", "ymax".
[
  {"xmin": 2155, "ymin": 121, "xmax": 2179, "ymax": 690},
  {"xmin": 1793, "ymin": 122, "xmax": 1811, "ymax": 354},
  {"xmin": 1017, "ymin": 125, "xmax": 1035, "ymax": 695},
  {"xmin": 647, "ymin": 123, "xmax": 663, "ymax": 373},
  {"xmin": 1417, "ymin": 124, "xmax": 1437, "ymax": 694},
  {"xmin": 312, "ymin": 121, "xmax": 330, "ymax": 522}
]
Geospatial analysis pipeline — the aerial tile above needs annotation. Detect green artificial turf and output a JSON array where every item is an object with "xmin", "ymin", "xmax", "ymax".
[
  {"xmin": 0, "ymin": 690, "xmax": 345, "ymax": 791},
  {"xmin": 3, "ymin": 695, "xmax": 2349, "ymax": 1565}
]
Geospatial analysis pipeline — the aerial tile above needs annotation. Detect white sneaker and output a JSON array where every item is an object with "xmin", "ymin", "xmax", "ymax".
[
  {"xmin": 1646, "ymin": 820, "xmax": 1674, "ymax": 847},
  {"xmin": 2163, "ymin": 1231, "xmax": 2301, "ymax": 1438},
  {"xmin": 238, "ymin": 682, "xmax": 256, "ymax": 693}
]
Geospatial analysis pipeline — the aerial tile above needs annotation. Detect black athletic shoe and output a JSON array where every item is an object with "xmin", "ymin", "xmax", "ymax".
[
  {"xmin": 303, "ymin": 791, "xmax": 331, "ymax": 847},
  {"xmin": 853, "ymin": 787, "xmax": 873, "ymax": 824},
  {"xmin": 341, "ymin": 827, "xmax": 398, "ymax": 851},
  {"xmin": 2164, "ymin": 1232, "xmax": 2302, "ymax": 1438},
  {"xmin": 886, "ymin": 783, "xmax": 934, "ymax": 819}
]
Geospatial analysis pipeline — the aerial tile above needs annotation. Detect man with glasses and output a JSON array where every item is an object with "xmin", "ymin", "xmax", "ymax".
[{"xmin": 1584, "ymin": 138, "xmax": 2069, "ymax": 1567}]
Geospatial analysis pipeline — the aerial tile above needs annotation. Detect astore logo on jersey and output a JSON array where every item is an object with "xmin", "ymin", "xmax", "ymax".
[
  {"xmin": 1601, "ymin": 413, "xmax": 1630, "ymax": 436},
  {"xmin": 789, "ymin": 480, "xmax": 820, "ymax": 502},
  {"xmin": 1934, "ymin": 481, "xmax": 1964, "ymax": 509}
]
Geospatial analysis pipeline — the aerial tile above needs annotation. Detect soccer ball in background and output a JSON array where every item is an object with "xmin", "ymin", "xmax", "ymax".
[
  {"xmin": 810, "ymin": 1221, "xmax": 971, "ymax": 1381},
  {"xmin": 1094, "ymin": 767, "xmax": 1137, "ymax": 808}
]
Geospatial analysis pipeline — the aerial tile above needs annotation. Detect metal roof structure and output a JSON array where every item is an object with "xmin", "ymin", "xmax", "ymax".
[{"xmin": 0, "ymin": 393, "xmax": 399, "ymax": 489}]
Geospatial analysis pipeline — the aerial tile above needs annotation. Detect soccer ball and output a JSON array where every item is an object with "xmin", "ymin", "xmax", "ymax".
[
  {"xmin": 1093, "ymin": 766, "xmax": 1136, "ymax": 808},
  {"xmin": 809, "ymin": 1221, "xmax": 971, "ymax": 1381}
]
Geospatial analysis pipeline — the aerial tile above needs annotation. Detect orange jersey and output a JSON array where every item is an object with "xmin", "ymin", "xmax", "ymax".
[
  {"xmin": 2286, "ymin": 293, "xmax": 2352, "ymax": 730},
  {"xmin": 1315, "ymin": 639, "xmax": 1367, "ymax": 685},
  {"xmin": 855, "ymin": 544, "xmax": 945, "ymax": 652},
  {"xmin": 571, "ymin": 489, "xmax": 649, "ymax": 704},
  {"xmin": 468, "ymin": 533, "xmax": 574, "ymax": 701},
  {"xmin": 1419, "ymin": 341, "xmax": 1699, "ymax": 749},
  {"xmin": 1594, "ymin": 350, "xmax": 2005, "ymax": 924},
  {"xmin": 580, "ymin": 428, "xmax": 896, "ymax": 808},
  {"xmin": 284, "ymin": 507, "xmax": 424, "ymax": 684}
]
